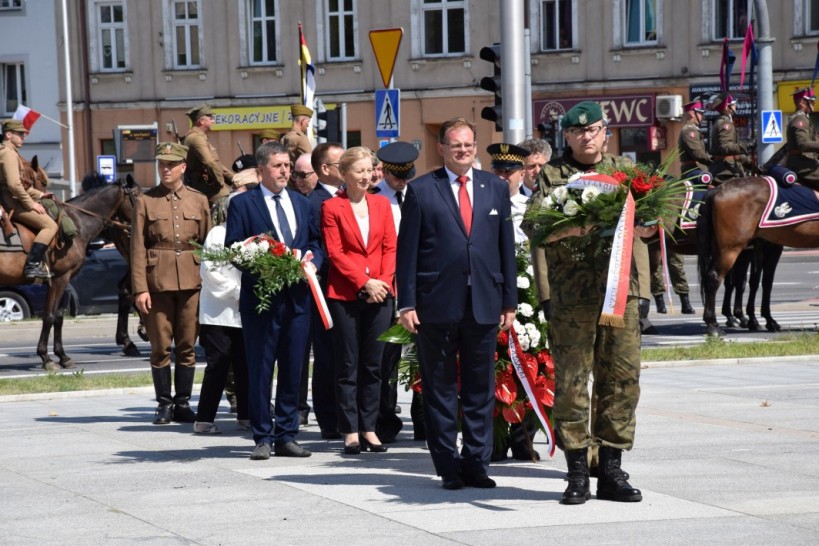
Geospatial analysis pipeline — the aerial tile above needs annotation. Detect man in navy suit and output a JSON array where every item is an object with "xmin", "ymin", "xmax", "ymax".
[
  {"xmin": 225, "ymin": 141, "xmax": 323, "ymax": 460},
  {"xmin": 397, "ymin": 117, "xmax": 517, "ymax": 489}
]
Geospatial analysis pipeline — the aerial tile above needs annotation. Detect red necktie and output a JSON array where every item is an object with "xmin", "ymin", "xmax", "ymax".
[{"xmin": 457, "ymin": 175, "xmax": 472, "ymax": 236}]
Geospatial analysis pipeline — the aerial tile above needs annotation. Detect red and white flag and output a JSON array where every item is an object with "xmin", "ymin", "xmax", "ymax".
[{"xmin": 13, "ymin": 105, "xmax": 41, "ymax": 131}]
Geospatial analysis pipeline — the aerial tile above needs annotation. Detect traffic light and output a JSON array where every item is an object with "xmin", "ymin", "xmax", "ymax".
[
  {"xmin": 479, "ymin": 43, "xmax": 502, "ymax": 132},
  {"xmin": 316, "ymin": 107, "xmax": 341, "ymax": 143}
]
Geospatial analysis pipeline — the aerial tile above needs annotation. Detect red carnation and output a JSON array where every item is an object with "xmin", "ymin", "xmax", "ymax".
[
  {"xmin": 497, "ymin": 330, "xmax": 509, "ymax": 346},
  {"xmin": 612, "ymin": 171, "xmax": 629, "ymax": 184},
  {"xmin": 271, "ymin": 242, "xmax": 287, "ymax": 256}
]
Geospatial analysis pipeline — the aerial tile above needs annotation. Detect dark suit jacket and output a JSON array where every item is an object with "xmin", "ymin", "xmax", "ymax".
[
  {"xmin": 308, "ymin": 184, "xmax": 335, "ymax": 281},
  {"xmin": 321, "ymin": 193, "xmax": 397, "ymax": 301},
  {"xmin": 225, "ymin": 185, "xmax": 323, "ymax": 315},
  {"xmin": 397, "ymin": 167, "xmax": 516, "ymax": 325}
]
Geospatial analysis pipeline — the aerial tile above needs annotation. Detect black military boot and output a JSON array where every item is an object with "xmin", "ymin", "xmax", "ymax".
[
  {"xmin": 562, "ymin": 448, "xmax": 591, "ymax": 505},
  {"xmin": 24, "ymin": 242, "xmax": 52, "ymax": 280},
  {"xmin": 172, "ymin": 364, "xmax": 197, "ymax": 423},
  {"xmin": 151, "ymin": 366, "xmax": 174, "ymax": 425},
  {"xmin": 596, "ymin": 446, "xmax": 642, "ymax": 502},
  {"xmin": 653, "ymin": 294, "xmax": 667, "ymax": 314},
  {"xmin": 638, "ymin": 298, "xmax": 657, "ymax": 335},
  {"xmin": 680, "ymin": 293, "xmax": 695, "ymax": 314}
]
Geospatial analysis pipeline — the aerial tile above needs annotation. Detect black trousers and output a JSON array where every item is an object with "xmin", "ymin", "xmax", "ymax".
[
  {"xmin": 375, "ymin": 318, "xmax": 404, "ymax": 441},
  {"xmin": 328, "ymin": 297, "xmax": 393, "ymax": 434},
  {"xmin": 195, "ymin": 324, "xmax": 249, "ymax": 422},
  {"xmin": 311, "ymin": 305, "xmax": 339, "ymax": 432}
]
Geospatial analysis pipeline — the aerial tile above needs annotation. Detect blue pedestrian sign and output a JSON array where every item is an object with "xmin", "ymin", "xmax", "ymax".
[
  {"xmin": 375, "ymin": 89, "xmax": 400, "ymax": 138},
  {"xmin": 97, "ymin": 155, "xmax": 117, "ymax": 183},
  {"xmin": 760, "ymin": 110, "xmax": 783, "ymax": 144}
]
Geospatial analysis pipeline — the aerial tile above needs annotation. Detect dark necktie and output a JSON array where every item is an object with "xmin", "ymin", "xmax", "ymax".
[
  {"xmin": 456, "ymin": 175, "xmax": 472, "ymax": 236},
  {"xmin": 272, "ymin": 194, "xmax": 294, "ymax": 247},
  {"xmin": 395, "ymin": 190, "xmax": 403, "ymax": 208}
]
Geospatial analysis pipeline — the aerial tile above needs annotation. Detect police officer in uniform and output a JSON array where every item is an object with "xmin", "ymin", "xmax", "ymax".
[
  {"xmin": 0, "ymin": 119, "xmax": 57, "ymax": 279},
  {"xmin": 183, "ymin": 104, "xmax": 234, "ymax": 203},
  {"xmin": 131, "ymin": 142, "xmax": 212, "ymax": 425},
  {"xmin": 523, "ymin": 101, "xmax": 645, "ymax": 505},
  {"xmin": 281, "ymin": 104, "xmax": 313, "ymax": 165},
  {"xmin": 709, "ymin": 93, "xmax": 754, "ymax": 185},
  {"xmin": 786, "ymin": 87, "xmax": 819, "ymax": 189}
]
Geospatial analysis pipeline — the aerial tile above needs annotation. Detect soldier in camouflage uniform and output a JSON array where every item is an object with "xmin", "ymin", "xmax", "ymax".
[
  {"xmin": 709, "ymin": 93, "xmax": 754, "ymax": 185},
  {"xmin": 786, "ymin": 87, "xmax": 819, "ymax": 190},
  {"xmin": 523, "ymin": 101, "xmax": 645, "ymax": 505}
]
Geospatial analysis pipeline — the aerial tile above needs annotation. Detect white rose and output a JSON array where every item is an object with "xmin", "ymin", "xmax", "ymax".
[
  {"xmin": 258, "ymin": 240, "xmax": 270, "ymax": 253},
  {"xmin": 552, "ymin": 186, "xmax": 568, "ymax": 204},
  {"xmin": 517, "ymin": 276, "xmax": 530, "ymax": 289},
  {"xmin": 526, "ymin": 265, "xmax": 534, "ymax": 276},
  {"xmin": 537, "ymin": 310, "xmax": 546, "ymax": 323},
  {"xmin": 518, "ymin": 303, "xmax": 534, "ymax": 318},
  {"xmin": 581, "ymin": 186, "xmax": 601, "ymax": 204},
  {"xmin": 563, "ymin": 199, "xmax": 580, "ymax": 217},
  {"xmin": 529, "ymin": 330, "xmax": 541, "ymax": 348},
  {"xmin": 513, "ymin": 320, "xmax": 524, "ymax": 332},
  {"xmin": 541, "ymin": 195, "xmax": 555, "ymax": 209},
  {"xmin": 525, "ymin": 322, "xmax": 537, "ymax": 335},
  {"xmin": 519, "ymin": 333, "xmax": 531, "ymax": 351}
]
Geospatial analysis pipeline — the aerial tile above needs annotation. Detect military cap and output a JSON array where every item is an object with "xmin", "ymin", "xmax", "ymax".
[
  {"xmin": 258, "ymin": 128, "xmax": 281, "ymax": 140},
  {"xmin": 290, "ymin": 104, "xmax": 314, "ymax": 118},
  {"xmin": 793, "ymin": 87, "xmax": 816, "ymax": 103},
  {"xmin": 232, "ymin": 169, "xmax": 260, "ymax": 188},
  {"xmin": 683, "ymin": 98, "xmax": 705, "ymax": 113},
  {"xmin": 186, "ymin": 103, "xmax": 214, "ymax": 122},
  {"xmin": 711, "ymin": 93, "xmax": 736, "ymax": 111},
  {"xmin": 561, "ymin": 101, "xmax": 604, "ymax": 129},
  {"xmin": 2, "ymin": 119, "xmax": 27, "ymax": 134},
  {"xmin": 487, "ymin": 142, "xmax": 530, "ymax": 171},
  {"xmin": 155, "ymin": 142, "xmax": 189, "ymax": 161},
  {"xmin": 376, "ymin": 141, "xmax": 419, "ymax": 180},
  {"xmin": 231, "ymin": 154, "xmax": 257, "ymax": 173}
]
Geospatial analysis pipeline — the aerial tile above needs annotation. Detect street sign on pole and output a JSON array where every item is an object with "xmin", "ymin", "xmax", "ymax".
[
  {"xmin": 97, "ymin": 155, "xmax": 117, "ymax": 183},
  {"xmin": 375, "ymin": 89, "xmax": 400, "ymax": 138},
  {"xmin": 369, "ymin": 28, "xmax": 403, "ymax": 88},
  {"xmin": 760, "ymin": 110, "xmax": 783, "ymax": 144}
]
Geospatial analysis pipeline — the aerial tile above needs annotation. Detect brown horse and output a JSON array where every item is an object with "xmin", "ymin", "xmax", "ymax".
[
  {"xmin": 697, "ymin": 177, "xmax": 819, "ymax": 336},
  {"xmin": 0, "ymin": 177, "xmax": 140, "ymax": 370}
]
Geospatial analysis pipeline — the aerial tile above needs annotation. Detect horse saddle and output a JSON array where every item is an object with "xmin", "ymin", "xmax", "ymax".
[
  {"xmin": 0, "ymin": 208, "xmax": 38, "ymax": 254},
  {"xmin": 759, "ymin": 177, "xmax": 819, "ymax": 229}
]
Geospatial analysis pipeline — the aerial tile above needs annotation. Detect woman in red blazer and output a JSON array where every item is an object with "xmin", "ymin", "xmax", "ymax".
[{"xmin": 321, "ymin": 146, "xmax": 397, "ymax": 454}]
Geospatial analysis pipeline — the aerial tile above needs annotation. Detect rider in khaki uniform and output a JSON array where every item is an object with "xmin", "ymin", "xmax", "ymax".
[
  {"xmin": 786, "ymin": 87, "xmax": 819, "ymax": 188},
  {"xmin": 280, "ymin": 104, "xmax": 313, "ymax": 165},
  {"xmin": 183, "ymin": 104, "xmax": 234, "ymax": 203},
  {"xmin": 523, "ymin": 101, "xmax": 646, "ymax": 505},
  {"xmin": 131, "ymin": 142, "xmax": 212, "ymax": 425},
  {"xmin": 709, "ymin": 93, "xmax": 754, "ymax": 185},
  {"xmin": 0, "ymin": 119, "xmax": 56, "ymax": 279}
]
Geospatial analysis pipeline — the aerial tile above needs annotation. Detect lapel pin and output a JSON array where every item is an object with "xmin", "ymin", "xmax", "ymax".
[{"xmin": 480, "ymin": 184, "xmax": 485, "ymax": 188}]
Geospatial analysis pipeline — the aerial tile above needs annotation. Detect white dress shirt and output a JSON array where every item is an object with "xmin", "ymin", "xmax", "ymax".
[
  {"xmin": 445, "ymin": 166, "xmax": 474, "ymax": 207},
  {"xmin": 510, "ymin": 192, "xmax": 529, "ymax": 244},
  {"xmin": 260, "ymin": 184, "xmax": 297, "ymax": 243},
  {"xmin": 374, "ymin": 179, "xmax": 405, "ymax": 234}
]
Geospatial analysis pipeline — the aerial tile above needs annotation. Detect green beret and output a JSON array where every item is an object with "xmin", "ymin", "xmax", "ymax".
[
  {"xmin": 290, "ymin": 104, "xmax": 314, "ymax": 118},
  {"xmin": 2, "ymin": 119, "xmax": 27, "ymax": 134},
  {"xmin": 561, "ymin": 101, "xmax": 603, "ymax": 129},
  {"xmin": 155, "ymin": 142, "xmax": 189, "ymax": 161},
  {"xmin": 186, "ymin": 103, "xmax": 213, "ymax": 122}
]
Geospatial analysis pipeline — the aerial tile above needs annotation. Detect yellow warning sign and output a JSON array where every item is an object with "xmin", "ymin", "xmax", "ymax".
[{"xmin": 369, "ymin": 28, "xmax": 404, "ymax": 88}]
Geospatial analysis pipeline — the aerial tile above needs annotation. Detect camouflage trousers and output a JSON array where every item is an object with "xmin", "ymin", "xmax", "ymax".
[
  {"xmin": 550, "ymin": 296, "xmax": 641, "ymax": 451},
  {"xmin": 649, "ymin": 240, "xmax": 689, "ymax": 296}
]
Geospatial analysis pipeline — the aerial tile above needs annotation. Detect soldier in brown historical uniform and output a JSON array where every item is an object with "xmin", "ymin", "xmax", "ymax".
[
  {"xmin": 0, "ymin": 119, "xmax": 57, "ymax": 279},
  {"xmin": 183, "ymin": 104, "xmax": 234, "ymax": 203},
  {"xmin": 678, "ymin": 98, "xmax": 712, "ymax": 178},
  {"xmin": 131, "ymin": 142, "xmax": 212, "ymax": 425},
  {"xmin": 280, "ymin": 104, "xmax": 313, "ymax": 165},
  {"xmin": 258, "ymin": 128, "xmax": 281, "ymax": 145},
  {"xmin": 786, "ymin": 87, "xmax": 819, "ymax": 188},
  {"xmin": 709, "ymin": 93, "xmax": 754, "ymax": 185}
]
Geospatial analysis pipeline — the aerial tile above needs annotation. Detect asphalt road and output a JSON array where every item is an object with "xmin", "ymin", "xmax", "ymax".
[{"xmin": 1, "ymin": 252, "xmax": 817, "ymax": 378}]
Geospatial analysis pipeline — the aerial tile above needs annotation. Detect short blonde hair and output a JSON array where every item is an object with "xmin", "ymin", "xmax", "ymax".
[{"xmin": 338, "ymin": 146, "xmax": 373, "ymax": 175}]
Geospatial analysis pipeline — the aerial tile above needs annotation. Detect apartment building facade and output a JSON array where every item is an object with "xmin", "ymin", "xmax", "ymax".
[{"xmin": 44, "ymin": 0, "xmax": 819, "ymax": 189}]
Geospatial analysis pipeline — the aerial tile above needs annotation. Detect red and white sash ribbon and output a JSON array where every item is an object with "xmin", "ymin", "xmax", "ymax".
[
  {"xmin": 507, "ymin": 326, "xmax": 556, "ymax": 459},
  {"xmin": 296, "ymin": 249, "xmax": 333, "ymax": 330},
  {"xmin": 567, "ymin": 172, "xmax": 634, "ymax": 327}
]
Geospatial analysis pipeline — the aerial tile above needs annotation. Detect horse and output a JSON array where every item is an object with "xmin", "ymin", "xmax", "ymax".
[
  {"xmin": 697, "ymin": 176, "xmax": 819, "ymax": 336},
  {"xmin": 0, "ymin": 177, "xmax": 140, "ymax": 370}
]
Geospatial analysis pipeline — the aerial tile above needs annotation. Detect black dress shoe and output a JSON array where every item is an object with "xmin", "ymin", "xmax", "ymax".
[
  {"xmin": 250, "ymin": 442, "xmax": 272, "ymax": 460},
  {"xmin": 461, "ymin": 472, "xmax": 497, "ymax": 489},
  {"xmin": 361, "ymin": 438, "xmax": 388, "ymax": 453},
  {"xmin": 299, "ymin": 410, "xmax": 309, "ymax": 427},
  {"xmin": 442, "ymin": 474, "xmax": 465, "ymax": 490},
  {"xmin": 321, "ymin": 429, "xmax": 342, "ymax": 440},
  {"xmin": 343, "ymin": 443, "xmax": 361, "ymax": 455},
  {"xmin": 274, "ymin": 440, "xmax": 311, "ymax": 458}
]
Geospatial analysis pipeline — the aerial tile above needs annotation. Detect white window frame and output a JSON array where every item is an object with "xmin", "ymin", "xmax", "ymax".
[
  {"xmin": 0, "ymin": 0, "xmax": 22, "ymax": 10},
  {"xmin": 163, "ymin": 0, "xmax": 203, "ymax": 69},
  {"xmin": 89, "ymin": 1, "xmax": 129, "ymax": 72},
  {"xmin": 536, "ymin": 0, "xmax": 577, "ymax": 52},
  {"xmin": 623, "ymin": 0, "xmax": 658, "ymax": 45},
  {"xmin": 711, "ymin": 0, "xmax": 753, "ymax": 41},
  {"xmin": 613, "ymin": 0, "xmax": 663, "ymax": 48},
  {"xmin": 412, "ymin": 0, "xmax": 468, "ymax": 58},
  {"xmin": 1, "ymin": 62, "xmax": 27, "ymax": 117},
  {"xmin": 796, "ymin": 0, "xmax": 819, "ymax": 36},
  {"xmin": 324, "ymin": 0, "xmax": 358, "ymax": 61}
]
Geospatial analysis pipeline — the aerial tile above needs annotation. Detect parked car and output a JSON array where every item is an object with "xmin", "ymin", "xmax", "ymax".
[{"xmin": 0, "ymin": 284, "xmax": 47, "ymax": 321}]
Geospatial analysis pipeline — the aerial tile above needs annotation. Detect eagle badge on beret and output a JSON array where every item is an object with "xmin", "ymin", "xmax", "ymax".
[{"xmin": 579, "ymin": 113, "xmax": 588, "ymax": 124}]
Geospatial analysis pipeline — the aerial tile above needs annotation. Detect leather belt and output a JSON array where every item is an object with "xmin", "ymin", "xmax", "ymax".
[{"xmin": 150, "ymin": 241, "xmax": 196, "ymax": 252}]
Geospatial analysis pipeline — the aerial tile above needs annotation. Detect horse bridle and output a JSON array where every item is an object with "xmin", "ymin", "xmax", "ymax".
[{"xmin": 57, "ymin": 182, "xmax": 138, "ymax": 234}]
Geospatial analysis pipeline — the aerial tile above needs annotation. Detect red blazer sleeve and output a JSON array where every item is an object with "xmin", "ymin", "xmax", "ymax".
[{"xmin": 321, "ymin": 197, "xmax": 370, "ymax": 300}]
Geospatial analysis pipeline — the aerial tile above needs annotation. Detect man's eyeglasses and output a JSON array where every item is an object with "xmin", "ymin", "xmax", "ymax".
[
  {"xmin": 294, "ymin": 171, "xmax": 314, "ymax": 179},
  {"xmin": 567, "ymin": 125, "xmax": 605, "ymax": 138},
  {"xmin": 444, "ymin": 142, "xmax": 476, "ymax": 151}
]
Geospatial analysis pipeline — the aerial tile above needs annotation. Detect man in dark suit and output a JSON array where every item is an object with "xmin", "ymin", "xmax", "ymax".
[
  {"xmin": 306, "ymin": 142, "xmax": 345, "ymax": 440},
  {"xmin": 225, "ymin": 141, "xmax": 323, "ymax": 460},
  {"xmin": 397, "ymin": 117, "xmax": 517, "ymax": 490}
]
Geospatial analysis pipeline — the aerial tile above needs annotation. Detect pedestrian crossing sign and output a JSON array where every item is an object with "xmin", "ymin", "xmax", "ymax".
[
  {"xmin": 761, "ymin": 110, "xmax": 783, "ymax": 144},
  {"xmin": 375, "ymin": 89, "xmax": 400, "ymax": 138}
]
